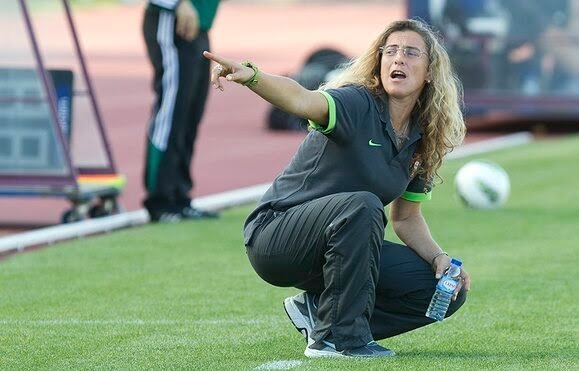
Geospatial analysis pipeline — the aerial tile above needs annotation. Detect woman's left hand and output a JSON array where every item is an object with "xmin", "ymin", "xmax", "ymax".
[{"xmin": 432, "ymin": 254, "xmax": 471, "ymax": 301}]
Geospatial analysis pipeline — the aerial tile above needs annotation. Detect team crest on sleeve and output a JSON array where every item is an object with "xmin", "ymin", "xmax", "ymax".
[{"xmin": 410, "ymin": 160, "xmax": 421, "ymax": 178}]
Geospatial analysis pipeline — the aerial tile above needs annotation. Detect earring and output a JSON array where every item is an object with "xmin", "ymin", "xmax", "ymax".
[{"xmin": 426, "ymin": 80, "xmax": 431, "ymax": 84}]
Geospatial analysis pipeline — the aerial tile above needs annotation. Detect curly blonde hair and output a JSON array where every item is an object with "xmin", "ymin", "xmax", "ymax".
[{"xmin": 323, "ymin": 19, "xmax": 466, "ymax": 185}]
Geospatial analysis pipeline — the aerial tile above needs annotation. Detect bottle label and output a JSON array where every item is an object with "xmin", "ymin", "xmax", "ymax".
[{"xmin": 438, "ymin": 277, "xmax": 458, "ymax": 293}]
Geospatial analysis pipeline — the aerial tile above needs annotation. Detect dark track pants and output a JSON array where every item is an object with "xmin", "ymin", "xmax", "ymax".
[
  {"xmin": 246, "ymin": 191, "xmax": 466, "ymax": 351},
  {"xmin": 142, "ymin": 5, "xmax": 211, "ymax": 212}
]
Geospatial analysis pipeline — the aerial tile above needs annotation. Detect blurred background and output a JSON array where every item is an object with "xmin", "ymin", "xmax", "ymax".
[{"xmin": 0, "ymin": 0, "xmax": 577, "ymax": 233}]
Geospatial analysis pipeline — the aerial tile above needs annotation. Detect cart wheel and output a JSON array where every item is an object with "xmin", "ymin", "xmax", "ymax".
[
  {"xmin": 62, "ymin": 201, "xmax": 91, "ymax": 224},
  {"xmin": 89, "ymin": 197, "xmax": 120, "ymax": 218},
  {"xmin": 61, "ymin": 209, "xmax": 82, "ymax": 224},
  {"xmin": 88, "ymin": 204, "xmax": 110, "ymax": 218}
]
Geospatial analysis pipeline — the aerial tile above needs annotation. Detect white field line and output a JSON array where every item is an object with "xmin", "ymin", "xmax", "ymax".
[
  {"xmin": 0, "ymin": 132, "xmax": 533, "ymax": 254},
  {"xmin": 254, "ymin": 360, "xmax": 304, "ymax": 370},
  {"xmin": 0, "ymin": 317, "xmax": 285, "ymax": 326}
]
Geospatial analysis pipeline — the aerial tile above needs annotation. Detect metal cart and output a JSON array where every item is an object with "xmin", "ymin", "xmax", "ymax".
[{"xmin": 0, "ymin": 0, "xmax": 125, "ymax": 223}]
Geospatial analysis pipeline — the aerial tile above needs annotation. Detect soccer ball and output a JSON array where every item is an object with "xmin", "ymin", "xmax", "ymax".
[{"xmin": 454, "ymin": 160, "xmax": 510, "ymax": 209}]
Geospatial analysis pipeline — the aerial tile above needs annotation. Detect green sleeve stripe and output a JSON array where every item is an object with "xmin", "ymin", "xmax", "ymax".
[
  {"xmin": 308, "ymin": 91, "xmax": 336, "ymax": 134},
  {"xmin": 401, "ymin": 191, "xmax": 432, "ymax": 202}
]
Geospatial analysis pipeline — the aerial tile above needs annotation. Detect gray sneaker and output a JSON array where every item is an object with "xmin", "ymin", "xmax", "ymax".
[
  {"xmin": 305, "ymin": 340, "xmax": 395, "ymax": 358},
  {"xmin": 342, "ymin": 341, "xmax": 396, "ymax": 357},
  {"xmin": 283, "ymin": 292, "xmax": 318, "ymax": 345}
]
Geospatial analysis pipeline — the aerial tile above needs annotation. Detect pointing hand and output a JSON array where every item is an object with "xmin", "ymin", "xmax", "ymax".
[{"xmin": 203, "ymin": 51, "xmax": 256, "ymax": 91}]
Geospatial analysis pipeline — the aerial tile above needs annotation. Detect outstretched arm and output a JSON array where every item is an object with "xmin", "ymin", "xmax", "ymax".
[
  {"xmin": 390, "ymin": 197, "xmax": 471, "ymax": 299},
  {"xmin": 203, "ymin": 51, "xmax": 329, "ymax": 126}
]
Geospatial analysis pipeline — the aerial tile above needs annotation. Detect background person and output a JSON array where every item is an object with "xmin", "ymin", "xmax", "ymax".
[
  {"xmin": 204, "ymin": 19, "xmax": 470, "ymax": 358},
  {"xmin": 142, "ymin": 0, "xmax": 221, "ymax": 222},
  {"xmin": 498, "ymin": 0, "xmax": 571, "ymax": 94}
]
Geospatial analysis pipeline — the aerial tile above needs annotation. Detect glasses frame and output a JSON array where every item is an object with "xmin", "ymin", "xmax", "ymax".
[{"xmin": 379, "ymin": 46, "xmax": 428, "ymax": 59}]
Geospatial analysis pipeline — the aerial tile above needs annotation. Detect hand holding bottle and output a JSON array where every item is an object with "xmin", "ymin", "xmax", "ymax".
[{"xmin": 432, "ymin": 253, "xmax": 470, "ymax": 301}]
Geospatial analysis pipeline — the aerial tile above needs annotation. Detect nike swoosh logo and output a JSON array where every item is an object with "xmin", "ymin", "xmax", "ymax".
[{"xmin": 368, "ymin": 139, "xmax": 382, "ymax": 147}]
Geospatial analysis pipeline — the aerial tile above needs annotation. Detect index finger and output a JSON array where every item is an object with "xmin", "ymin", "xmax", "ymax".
[{"xmin": 203, "ymin": 51, "xmax": 233, "ymax": 67}]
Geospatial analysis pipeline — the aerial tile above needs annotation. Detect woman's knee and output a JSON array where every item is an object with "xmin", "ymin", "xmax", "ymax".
[
  {"xmin": 348, "ymin": 191, "xmax": 382, "ymax": 209},
  {"xmin": 345, "ymin": 192, "xmax": 385, "ymax": 223}
]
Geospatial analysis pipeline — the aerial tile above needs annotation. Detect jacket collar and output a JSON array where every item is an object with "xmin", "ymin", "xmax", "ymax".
[{"xmin": 372, "ymin": 91, "xmax": 424, "ymax": 141}]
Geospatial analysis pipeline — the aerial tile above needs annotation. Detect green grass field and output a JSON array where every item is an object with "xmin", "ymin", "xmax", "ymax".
[{"xmin": 1, "ymin": 135, "xmax": 578, "ymax": 370}]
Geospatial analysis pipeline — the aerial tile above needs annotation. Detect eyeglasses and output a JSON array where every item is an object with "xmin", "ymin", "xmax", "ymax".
[{"xmin": 380, "ymin": 46, "xmax": 427, "ymax": 59}]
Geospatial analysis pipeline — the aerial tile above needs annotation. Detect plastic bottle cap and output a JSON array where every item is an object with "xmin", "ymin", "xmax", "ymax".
[{"xmin": 450, "ymin": 258, "xmax": 462, "ymax": 266}]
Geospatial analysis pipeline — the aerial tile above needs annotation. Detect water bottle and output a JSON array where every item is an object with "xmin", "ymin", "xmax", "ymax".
[{"xmin": 425, "ymin": 258, "xmax": 462, "ymax": 321}]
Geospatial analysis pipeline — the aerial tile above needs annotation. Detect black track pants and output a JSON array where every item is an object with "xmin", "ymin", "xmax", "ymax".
[
  {"xmin": 370, "ymin": 241, "xmax": 466, "ymax": 340},
  {"xmin": 142, "ymin": 5, "xmax": 211, "ymax": 212},
  {"xmin": 247, "ymin": 191, "xmax": 386, "ymax": 350},
  {"xmin": 246, "ymin": 192, "xmax": 467, "ymax": 350}
]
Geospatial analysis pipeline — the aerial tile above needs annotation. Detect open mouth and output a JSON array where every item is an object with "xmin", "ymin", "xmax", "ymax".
[{"xmin": 390, "ymin": 70, "xmax": 406, "ymax": 79}]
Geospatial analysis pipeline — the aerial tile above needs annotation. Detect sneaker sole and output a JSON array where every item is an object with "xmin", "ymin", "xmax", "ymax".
[
  {"xmin": 306, "ymin": 346, "xmax": 395, "ymax": 358},
  {"xmin": 283, "ymin": 297, "xmax": 314, "ymax": 345},
  {"xmin": 304, "ymin": 347, "xmax": 346, "ymax": 358}
]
